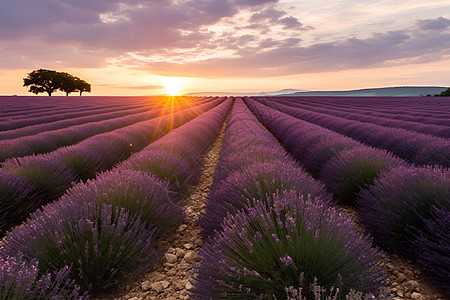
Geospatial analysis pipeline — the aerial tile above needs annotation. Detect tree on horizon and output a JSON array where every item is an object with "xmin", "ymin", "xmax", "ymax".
[{"xmin": 23, "ymin": 69, "xmax": 91, "ymax": 96}]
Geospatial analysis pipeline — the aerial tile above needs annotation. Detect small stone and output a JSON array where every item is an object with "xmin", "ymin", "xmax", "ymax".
[
  {"xmin": 386, "ymin": 263, "xmax": 394, "ymax": 269},
  {"xmin": 396, "ymin": 274, "xmax": 406, "ymax": 283},
  {"xmin": 128, "ymin": 297, "xmax": 140, "ymax": 300},
  {"xmin": 174, "ymin": 279, "xmax": 188, "ymax": 291},
  {"xmin": 151, "ymin": 281, "xmax": 170, "ymax": 293},
  {"xmin": 396, "ymin": 290, "xmax": 404, "ymax": 297},
  {"xmin": 176, "ymin": 248, "xmax": 186, "ymax": 258},
  {"xmin": 166, "ymin": 253, "xmax": 178, "ymax": 263},
  {"xmin": 411, "ymin": 292, "xmax": 425, "ymax": 300},
  {"xmin": 404, "ymin": 280, "xmax": 419, "ymax": 292},
  {"xmin": 184, "ymin": 251, "xmax": 198, "ymax": 263},
  {"xmin": 183, "ymin": 243, "xmax": 194, "ymax": 250},
  {"xmin": 141, "ymin": 280, "xmax": 152, "ymax": 291},
  {"xmin": 186, "ymin": 282, "xmax": 194, "ymax": 290},
  {"xmin": 177, "ymin": 224, "xmax": 188, "ymax": 232}
]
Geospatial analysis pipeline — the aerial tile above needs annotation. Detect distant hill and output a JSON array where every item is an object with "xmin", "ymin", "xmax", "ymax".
[
  {"xmin": 185, "ymin": 89, "xmax": 307, "ymax": 96},
  {"xmin": 284, "ymin": 86, "xmax": 448, "ymax": 97}
]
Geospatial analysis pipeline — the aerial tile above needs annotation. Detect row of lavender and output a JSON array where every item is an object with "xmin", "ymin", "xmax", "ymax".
[
  {"xmin": 0, "ymin": 97, "xmax": 157, "ymax": 131},
  {"xmin": 0, "ymin": 97, "xmax": 225, "ymax": 235},
  {"xmin": 0, "ymin": 98, "xmax": 232, "ymax": 298},
  {"xmin": 245, "ymin": 98, "xmax": 449, "ymax": 293},
  {"xmin": 268, "ymin": 97, "xmax": 450, "ymax": 138},
  {"xmin": 278, "ymin": 96, "xmax": 449, "ymax": 117},
  {"xmin": 193, "ymin": 99, "xmax": 388, "ymax": 299},
  {"xmin": 255, "ymin": 98, "xmax": 450, "ymax": 168},
  {"xmin": 0, "ymin": 96, "xmax": 149, "ymax": 116},
  {"xmin": 271, "ymin": 97, "xmax": 449, "ymax": 126},
  {"xmin": 0, "ymin": 97, "xmax": 211, "ymax": 161}
]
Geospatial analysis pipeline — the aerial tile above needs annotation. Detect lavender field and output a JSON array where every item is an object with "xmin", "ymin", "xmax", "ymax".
[{"xmin": 0, "ymin": 96, "xmax": 449, "ymax": 300}]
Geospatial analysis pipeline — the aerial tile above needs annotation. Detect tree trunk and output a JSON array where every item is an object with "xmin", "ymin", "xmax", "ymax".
[
  {"xmin": 79, "ymin": 91, "xmax": 83, "ymax": 96},
  {"xmin": 47, "ymin": 91, "xmax": 52, "ymax": 96}
]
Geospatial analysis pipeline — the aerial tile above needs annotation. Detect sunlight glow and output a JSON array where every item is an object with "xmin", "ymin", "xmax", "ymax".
[{"xmin": 161, "ymin": 77, "xmax": 186, "ymax": 96}]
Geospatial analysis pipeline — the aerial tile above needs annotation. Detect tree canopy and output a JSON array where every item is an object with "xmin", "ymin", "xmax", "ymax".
[
  {"xmin": 434, "ymin": 88, "xmax": 450, "ymax": 97},
  {"xmin": 23, "ymin": 69, "xmax": 91, "ymax": 96}
]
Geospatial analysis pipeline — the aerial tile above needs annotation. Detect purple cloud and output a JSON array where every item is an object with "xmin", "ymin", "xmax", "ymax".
[{"xmin": 417, "ymin": 17, "xmax": 450, "ymax": 31}]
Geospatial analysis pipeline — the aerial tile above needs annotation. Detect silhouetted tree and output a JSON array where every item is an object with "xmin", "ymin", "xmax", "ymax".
[
  {"xmin": 23, "ymin": 69, "xmax": 92, "ymax": 96},
  {"xmin": 59, "ymin": 72, "xmax": 78, "ymax": 96},
  {"xmin": 74, "ymin": 78, "xmax": 91, "ymax": 96},
  {"xmin": 23, "ymin": 69, "xmax": 63, "ymax": 96},
  {"xmin": 434, "ymin": 88, "xmax": 450, "ymax": 97}
]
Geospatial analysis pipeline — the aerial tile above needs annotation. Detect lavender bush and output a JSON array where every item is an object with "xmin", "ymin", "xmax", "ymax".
[
  {"xmin": 0, "ymin": 199, "xmax": 160, "ymax": 292},
  {"xmin": 200, "ymin": 161, "xmax": 334, "ymax": 239},
  {"xmin": 319, "ymin": 147, "xmax": 407, "ymax": 204},
  {"xmin": 0, "ymin": 254, "xmax": 84, "ymax": 299},
  {"xmin": 193, "ymin": 192, "xmax": 386, "ymax": 299},
  {"xmin": 303, "ymin": 137, "xmax": 360, "ymax": 176},
  {"xmin": 0, "ymin": 169, "xmax": 44, "ymax": 234},
  {"xmin": 1, "ymin": 155, "xmax": 78, "ymax": 202},
  {"xmin": 415, "ymin": 206, "xmax": 450, "ymax": 294},
  {"xmin": 357, "ymin": 166, "xmax": 449, "ymax": 255},
  {"xmin": 61, "ymin": 169, "xmax": 184, "ymax": 238}
]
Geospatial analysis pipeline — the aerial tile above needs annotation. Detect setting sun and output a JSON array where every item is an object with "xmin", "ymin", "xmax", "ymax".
[{"xmin": 161, "ymin": 76, "xmax": 186, "ymax": 96}]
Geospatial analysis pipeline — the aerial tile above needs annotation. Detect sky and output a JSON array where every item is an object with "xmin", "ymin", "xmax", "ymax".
[{"xmin": 0, "ymin": 0, "xmax": 449, "ymax": 96}]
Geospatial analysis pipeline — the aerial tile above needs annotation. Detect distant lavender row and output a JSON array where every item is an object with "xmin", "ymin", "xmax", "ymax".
[
  {"xmin": 0, "ymin": 97, "xmax": 211, "ymax": 161},
  {"xmin": 0, "ymin": 95, "xmax": 147, "ymax": 116},
  {"xmin": 194, "ymin": 99, "xmax": 385, "ymax": 299},
  {"xmin": 272, "ymin": 96, "xmax": 450, "ymax": 126},
  {"xmin": 0, "ymin": 100, "xmax": 142, "ymax": 120},
  {"xmin": 255, "ymin": 98, "xmax": 450, "ymax": 167},
  {"xmin": 275, "ymin": 96, "xmax": 450, "ymax": 117},
  {"xmin": 0, "ymin": 97, "xmax": 225, "ymax": 234},
  {"xmin": 270, "ymin": 98, "xmax": 450, "ymax": 138},
  {"xmin": 0, "ymin": 103, "xmax": 159, "ymax": 132},
  {"xmin": 245, "ymin": 98, "xmax": 449, "ymax": 293},
  {"xmin": 0, "ymin": 99, "xmax": 232, "ymax": 295},
  {"xmin": 0, "ymin": 103, "xmax": 156, "ymax": 140}
]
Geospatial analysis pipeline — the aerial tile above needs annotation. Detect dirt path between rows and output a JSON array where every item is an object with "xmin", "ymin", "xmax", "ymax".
[
  {"xmin": 98, "ymin": 120, "xmax": 227, "ymax": 300},
  {"xmin": 341, "ymin": 207, "xmax": 447, "ymax": 300}
]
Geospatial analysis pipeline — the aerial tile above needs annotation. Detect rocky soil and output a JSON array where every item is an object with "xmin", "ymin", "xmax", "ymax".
[{"xmin": 97, "ymin": 119, "xmax": 227, "ymax": 300}]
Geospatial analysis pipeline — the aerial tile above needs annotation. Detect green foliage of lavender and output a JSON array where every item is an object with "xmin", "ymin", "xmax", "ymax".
[
  {"xmin": 416, "ymin": 206, "xmax": 450, "ymax": 294},
  {"xmin": 357, "ymin": 166, "xmax": 449, "ymax": 256},
  {"xmin": 0, "ymin": 254, "xmax": 84, "ymax": 300},
  {"xmin": 2, "ymin": 155, "xmax": 78, "ymax": 202},
  {"xmin": 0, "ymin": 200, "xmax": 160, "ymax": 292},
  {"xmin": 62, "ymin": 169, "xmax": 183, "ymax": 238},
  {"xmin": 320, "ymin": 147, "xmax": 406, "ymax": 204},
  {"xmin": 193, "ymin": 192, "xmax": 384, "ymax": 299},
  {"xmin": 194, "ymin": 192, "xmax": 386, "ymax": 299},
  {"xmin": 200, "ymin": 161, "xmax": 334, "ymax": 238},
  {"xmin": 0, "ymin": 169, "xmax": 44, "ymax": 234}
]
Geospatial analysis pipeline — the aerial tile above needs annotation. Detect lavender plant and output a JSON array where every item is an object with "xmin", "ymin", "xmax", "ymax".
[
  {"xmin": 0, "ymin": 199, "xmax": 160, "ymax": 292},
  {"xmin": 415, "ymin": 206, "xmax": 450, "ymax": 293},
  {"xmin": 193, "ymin": 192, "xmax": 386, "ymax": 299},
  {"xmin": 319, "ymin": 147, "xmax": 406, "ymax": 204},
  {"xmin": 0, "ymin": 254, "xmax": 84, "ymax": 299},
  {"xmin": 61, "ymin": 169, "xmax": 184, "ymax": 238},
  {"xmin": 357, "ymin": 166, "xmax": 449, "ymax": 255},
  {"xmin": 1, "ymin": 155, "xmax": 78, "ymax": 202},
  {"xmin": 119, "ymin": 149, "xmax": 199, "ymax": 193},
  {"xmin": 0, "ymin": 169, "xmax": 44, "ymax": 234},
  {"xmin": 199, "ymin": 161, "xmax": 334, "ymax": 238},
  {"xmin": 303, "ymin": 137, "xmax": 359, "ymax": 176}
]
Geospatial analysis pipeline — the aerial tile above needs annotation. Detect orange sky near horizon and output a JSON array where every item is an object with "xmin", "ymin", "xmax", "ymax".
[{"xmin": 1, "ymin": 0, "xmax": 449, "ymax": 96}]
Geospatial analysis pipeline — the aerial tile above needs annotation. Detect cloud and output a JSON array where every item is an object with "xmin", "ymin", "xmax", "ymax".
[
  {"xmin": 127, "ymin": 20, "xmax": 450, "ymax": 77},
  {"xmin": 417, "ymin": 16, "xmax": 450, "ymax": 31}
]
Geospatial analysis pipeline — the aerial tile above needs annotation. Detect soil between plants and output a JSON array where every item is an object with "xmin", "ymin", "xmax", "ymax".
[{"xmin": 96, "ymin": 118, "xmax": 227, "ymax": 300}]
